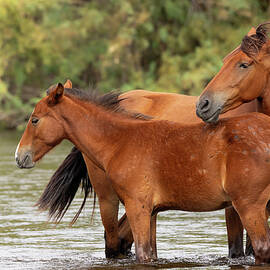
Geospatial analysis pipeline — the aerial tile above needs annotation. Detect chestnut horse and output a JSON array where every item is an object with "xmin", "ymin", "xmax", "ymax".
[
  {"xmin": 16, "ymin": 83, "xmax": 270, "ymax": 264},
  {"xmin": 197, "ymin": 22, "xmax": 270, "ymax": 256},
  {"xmin": 37, "ymin": 80, "xmax": 256, "ymax": 259}
]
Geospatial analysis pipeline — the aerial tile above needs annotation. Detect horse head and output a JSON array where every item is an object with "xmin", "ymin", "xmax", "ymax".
[
  {"xmin": 196, "ymin": 22, "xmax": 270, "ymax": 123},
  {"xmin": 15, "ymin": 81, "xmax": 71, "ymax": 168}
]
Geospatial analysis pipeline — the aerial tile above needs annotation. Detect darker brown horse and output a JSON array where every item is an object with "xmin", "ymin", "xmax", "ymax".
[
  {"xmin": 197, "ymin": 22, "xmax": 270, "ymax": 256},
  {"xmin": 38, "ymin": 81, "xmax": 256, "ymax": 259},
  {"xmin": 16, "ymin": 83, "xmax": 270, "ymax": 264}
]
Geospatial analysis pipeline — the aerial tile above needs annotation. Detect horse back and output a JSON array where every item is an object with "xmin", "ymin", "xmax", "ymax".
[
  {"xmin": 120, "ymin": 90, "xmax": 201, "ymax": 123},
  {"xmin": 120, "ymin": 90, "xmax": 259, "ymax": 124}
]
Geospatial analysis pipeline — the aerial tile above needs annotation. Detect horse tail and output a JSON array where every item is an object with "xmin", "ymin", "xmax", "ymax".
[{"xmin": 36, "ymin": 147, "xmax": 93, "ymax": 224}]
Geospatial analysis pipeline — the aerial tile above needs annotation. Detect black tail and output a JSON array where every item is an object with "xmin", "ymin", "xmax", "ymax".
[{"xmin": 36, "ymin": 147, "xmax": 93, "ymax": 224}]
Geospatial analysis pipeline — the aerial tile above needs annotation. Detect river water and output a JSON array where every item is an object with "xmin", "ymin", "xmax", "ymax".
[{"xmin": 0, "ymin": 130, "xmax": 266, "ymax": 269}]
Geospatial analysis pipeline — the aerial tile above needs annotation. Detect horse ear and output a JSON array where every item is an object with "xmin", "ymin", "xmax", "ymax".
[
  {"xmin": 247, "ymin": 27, "xmax": 256, "ymax": 36},
  {"xmin": 47, "ymin": 83, "xmax": 64, "ymax": 105},
  {"xmin": 223, "ymin": 27, "xmax": 257, "ymax": 63},
  {"xmin": 64, "ymin": 79, "xmax": 72, "ymax": 89}
]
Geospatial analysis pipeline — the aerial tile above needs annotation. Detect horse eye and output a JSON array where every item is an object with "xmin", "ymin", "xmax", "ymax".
[
  {"xmin": 31, "ymin": 117, "xmax": 39, "ymax": 126},
  {"xmin": 239, "ymin": 63, "xmax": 249, "ymax": 69}
]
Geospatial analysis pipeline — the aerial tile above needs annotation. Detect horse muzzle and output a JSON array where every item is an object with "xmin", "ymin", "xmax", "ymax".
[
  {"xmin": 196, "ymin": 94, "xmax": 223, "ymax": 124},
  {"xmin": 15, "ymin": 147, "xmax": 35, "ymax": 169}
]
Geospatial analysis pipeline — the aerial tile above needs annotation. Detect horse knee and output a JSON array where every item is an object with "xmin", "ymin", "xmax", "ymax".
[
  {"xmin": 254, "ymin": 239, "xmax": 270, "ymax": 264},
  {"xmin": 136, "ymin": 243, "xmax": 152, "ymax": 263}
]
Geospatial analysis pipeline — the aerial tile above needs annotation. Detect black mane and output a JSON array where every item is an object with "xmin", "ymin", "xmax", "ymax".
[{"xmin": 47, "ymin": 85, "xmax": 151, "ymax": 120}]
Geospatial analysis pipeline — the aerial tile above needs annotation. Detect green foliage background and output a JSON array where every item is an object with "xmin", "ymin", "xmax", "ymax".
[{"xmin": 0, "ymin": 0, "xmax": 269, "ymax": 129}]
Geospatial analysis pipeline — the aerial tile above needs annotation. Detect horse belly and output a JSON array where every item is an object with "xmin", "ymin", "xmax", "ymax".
[
  {"xmin": 156, "ymin": 166, "xmax": 230, "ymax": 212},
  {"xmin": 172, "ymin": 193, "xmax": 231, "ymax": 212},
  {"xmin": 167, "ymin": 189, "xmax": 230, "ymax": 212}
]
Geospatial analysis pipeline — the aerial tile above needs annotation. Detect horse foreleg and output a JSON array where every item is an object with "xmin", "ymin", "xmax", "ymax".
[
  {"xmin": 125, "ymin": 200, "xmax": 153, "ymax": 263},
  {"xmin": 117, "ymin": 212, "xmax": 157, "ymax": 259},
  {"xmin": 118, "ymin": 213, "xmax": 134, "ymax": 255},
  {"xmin": 225, "ymin": 207, "xmax": 244, "ymax": 258},
  {"xmin": 245, "ymin": 200, "xmax": 270, "ymax": 256},
  {"xmin": 233, "ymin": 201, "xmax": 270, "ymax": 264}
]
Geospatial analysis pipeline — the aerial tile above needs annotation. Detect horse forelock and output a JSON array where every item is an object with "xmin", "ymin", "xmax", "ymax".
[{"xmin": 241, "ymin": 22, "xmax": 270, "ymax": 58}]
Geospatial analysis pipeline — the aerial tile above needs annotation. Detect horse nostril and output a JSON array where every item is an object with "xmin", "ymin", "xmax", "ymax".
[
  {"xmin": 199, "ymin": 98, "xmax": 211, "ymax": 113},
  {"xmin": 16, "ymin": 156, "xmax": 23, "ymax": 168}
]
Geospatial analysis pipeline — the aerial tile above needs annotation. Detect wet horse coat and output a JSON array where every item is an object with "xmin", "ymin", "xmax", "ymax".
[{"xmin": 16, "ymin": 84, "xmax": 270, "ymax": 264}]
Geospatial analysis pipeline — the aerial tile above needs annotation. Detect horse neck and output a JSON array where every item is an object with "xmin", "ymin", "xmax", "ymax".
[
  {"xmin": 59, "ymin": 97, "xmax": 130, "ymax": 169},
  {"xmin": 258, "ymin": 76, "xmax": 270, "ymax": 116}
]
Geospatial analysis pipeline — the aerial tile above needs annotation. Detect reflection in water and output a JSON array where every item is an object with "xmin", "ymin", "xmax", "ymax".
[{"xmin": 0, "ymin": 131, "xmax": 265, "ymax": 269}]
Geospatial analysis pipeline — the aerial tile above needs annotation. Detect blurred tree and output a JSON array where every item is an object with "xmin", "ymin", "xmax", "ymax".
[{"xmin": 0, "ymin": 0, "xmax": 269, "ymax": 128}]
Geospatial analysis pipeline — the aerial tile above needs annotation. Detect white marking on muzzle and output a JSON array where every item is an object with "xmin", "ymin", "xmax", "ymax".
[{"xmin": 15, "ymin": 141, "xmax": 21, "ymax": 161}]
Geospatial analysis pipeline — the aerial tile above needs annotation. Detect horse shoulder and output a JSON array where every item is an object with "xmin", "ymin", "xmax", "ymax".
[{"xmin": 105, "ymin": 122, "xmax": 160, "ymax": 200}]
